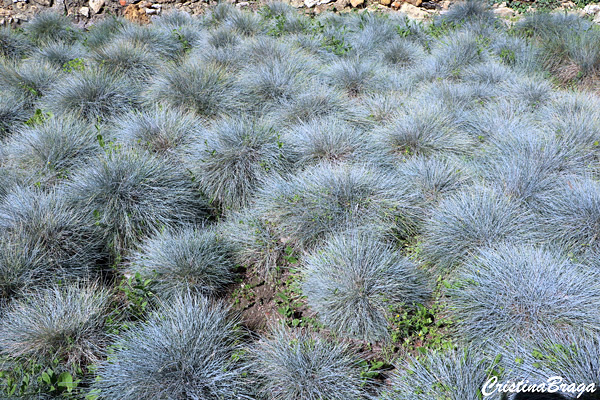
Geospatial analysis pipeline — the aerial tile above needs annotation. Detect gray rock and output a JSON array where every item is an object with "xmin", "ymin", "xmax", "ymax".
[
  {"xmin": 89, "ymin": 0, "xmax": 103, "ymax": 13},
  {"xmin": 304, "ymin": 0, "xmax": 333, "ymax": 8}
]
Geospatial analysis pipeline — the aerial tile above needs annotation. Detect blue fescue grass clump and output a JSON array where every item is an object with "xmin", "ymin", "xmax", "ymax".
[
  {"xmin": 474, "ymin": 127, "xmax": 585, "ymax": 209},
  {"xmin": 111, "ymin": 24, "xmax": 187, "ymax": 61},
  {"xmin": 85, "ymin": 16, "xmax": 130, "ymax": 50},
  {"xmin": 438, "ymin": 0, "xmax": 496, "ymax": 26},
  {"xmin": 542, "ymin": 92, "xmax": 600, "ymax": 159},
  {"xmin": 345, "ymin": 13, "xmax": 399, "ymax": 57},
  {"xmin": 500, "ymin": 332, "xmax": 600, "ymax": 395},
  {"xmin": 268, "ymin": 85, "xmax": 369, "ymax": 128},
  {"xmin": 23, "ymin": 12, "xmax": 81, "ymax": 46},
  {"xmin": 223, "ymin": 10, "xmax": 265, "ymax": 37},
  {"xmin": 220, "ymin": 207, "xmax": 285, "ymax": 279},
  {"xmin": 127, "ymin": 226, "xmax": 235, "ymax": 299},
  {"xmin": 256, "ymin": 162, "xmax": 419, "ymax": 249},
  {"xmin": 303, "ymin": 229, "xmax": 430, "ymax": 342},
  {"xmin": 95, "ymin": 293, "xmax": 248, "ymax": 400},
  {"xmin": 0, "ymin": 93, "xmax": 29, "ymax": 137},
  {"xmin": 154, "ymin": 9, "xmax": 198, "ymax": 29},
  {"xmin": 64, "ymin": 149, "xmax": 210, "ymax": 255},
  {"xmin": 146, "ymin": 57, "xmax": 238, "ymax": 118},
  {"xmin": 32, "ymin": 42, "xmax": 87, "ymax": 70},
  {"xmin": 421, "ymin": 186, "xmax": 540, "ymax": 273},
  {"xmin": 249, "ymin": 325, "xmax": 370, "ymax": 400},
  {"xmin": 381, "ymin": 347, "xmax": 494, "ymax": 400},
  {"xmin": 41, "ymin": 67, "xmax": 140, "ymax": 122},
  {"xmin": 0, "ymin": 60, "xmax": 60, "ymax": 108},
  {"xmin": 419, "ymin": 30, "xmax": 490, "ymax": 80},
  {"xmin": 282, "ymin": 116, "xmax": 379, "ymax": 168},
  {"xmin": 373, "ymin": 103, "xmax": 474, "ymax": 159},
  {"xmin": 0, "ymin": 186, "xmax": 105, "ymax": 277},
  {"xmin": 395, "ymin": 156, "xmax": 472, "ymax": 217},
  {"xmin": 91, "ymin": 39, "xmax": 160, "ymax": 80},
  {"xmin": 379, "ymin": 38, "xmax": 426, "ymax": 68},
  {"xmin": 262, "ymin": 6, "xmax": 311, "ymax": 35},
  {"xmin": 514, "ymin": 12, "xmax": 600, "ymax": 83},
  {"xmin": 489, "ymin": 34, "xmax": 541, "ymax": 73},
  {"xmin": 461, "ymin": 61, "xmax": 513, "ymax": 86},
  {"xmin": 0, "ymin": 281, "xmax": 111, "ymax": 369},
  {"xmin": 208, "ymin": 25, "xmax": 241, "ymax": 49},
  {"xmin": 537, "ymin": 178, "xmax": 600, "ymax": 254},
  {"xmin": 448, "ymin": 244, "xmax": 600, "ymax": 346},
  {"xmin": 0, "ymin": 27, "xmax": 32, "ymax": 61},
  {"xmin": 2, "ymin": 115, "xmax": 101, "ymax": 188},
  {"xmin": 187, "ymin": 116, "xmax": 291, "ymax": 211},
  {"xmin": 324, "ymin": 57, "xmax": 389, "ymax": 97},
  {"xmin": 111, "ymin": 107, "xmax": 203, "ymax": 159},
  {"xmin": 502, "ymin": 76, "xmax": 553, "ymax": 110},
  {"xmin": 236, "ymin": 56, "xmax": 310, "ymax": 113},
  {"xmin": 0, "ymin": 234, "xmax": 44, "ymax": 302}
]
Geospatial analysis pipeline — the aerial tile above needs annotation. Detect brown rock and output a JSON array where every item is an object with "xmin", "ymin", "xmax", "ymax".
[
  {"xmin": 407, "ymin": 0, "xmax": 422, "ymax": 6},
  {"xmin": 380, "ymin": 0, "xmax": 391, "ymax": 6},
  {"xmin": 493, "ymin": 6, "xmax": 515, "ymax": 18},
  {"xmin": 124, "ymin": 3, "xmax": 150, "ymax": 23},
  {"xmin": 350, "ymin": 0, "xmax": 363, "ymax": 7},
  {"xmin": 399, "ymin": 2, "xmax": 430, "ymax": 19},
  {"xmin": 391, "ymin": 0, "xmax": 401, "ymax": 9}
]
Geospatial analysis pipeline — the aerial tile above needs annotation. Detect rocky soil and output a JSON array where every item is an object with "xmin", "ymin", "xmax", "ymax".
[{"xmin": 1, "ymin": 0, "xmax": 600, "ymax": 27}]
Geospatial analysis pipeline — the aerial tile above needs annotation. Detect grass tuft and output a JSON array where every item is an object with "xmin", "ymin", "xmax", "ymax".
[
  {"xmin": 256, "ymin": 162, "xmax": 419, "ymax": 248},
  {"xmin": 146, "ymin": 57, "xmax": 238, "ymax": 118},
  {"xmin": 448, "ymin": 243, "xmax": 600, "ymax": 345},
  {"xmin": 64, "ymin": 149, "xmax": 210, "ymax": 255},
  {"xmin": 249, "ymin": 325, "xmax": 370, "ymax": 400},
  {"xmin": 421, "ymin": 186, "xmax": 540, "ymax": 272},
  {"xmin": 303, "ymin": 229, "xmax": 430, "ymax": 341},
  {"xmin": 128, "ymin": 226, "xmax": 235, "ymax": 299},
  {"xmin": 41, "ymin": 67, "xmax": 140, "ymax": 122},
  {"xmin": 95, "ymin": 293, "xmax": 248, "ymax": 400},
  {"xmin": 187, "ymin": 116, "xmax": 291, "ymax": 211},
  {"xmin": 0, "ymin": 281, "xmax": 111, "ymax": 369}
]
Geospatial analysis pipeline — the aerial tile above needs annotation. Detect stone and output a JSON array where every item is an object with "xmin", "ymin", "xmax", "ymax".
[
  {"xmin": 421, "ymin": 1, "xmax": 438, "ymax": 9},
  {"xmin": 124, "ymin": 3, "xmax": 150, "ymax": 23},
  {"xmin": 594, "ymin": 13, "xmax": 600, "ymax": 23},
  {"xmin": 32, "ymin": 0, "xmax": 52, "ymax": 7},
  {"xmin": 493, "ymin": 6, "xmax": 515, "ymax": 17},
  {"xmin": 145, "ymin": 7, "xmax": 158, "ymax": 13},
  {"xmin": 380, "ymin": 0, "xmax": 391, "ymax": 5},
  {"xmin": 407, "ymin": 0, "xmax": 422, "ymax": 6},
  {"xmin": 89, "ymin": 0, "xmax": 104, "ymax": 13},
  {"xmin": 584, "ymin": 3, "xmax": 600, "ymax": 14},
  {"xmin": 391, "ymin": 0, "xmax": 401, "ymax": 9},
  {"xmin": 304, "ymin": 0, "xmax": 333, "ymax": 7},
  {"xmin": 79, "ymin": 5, "xmax": 89, "ymax": 16},
  {"xmin": 399, "ymin": 2, "xmax": 429, "ymax": 19},
  {"xmin": 350, "ymin": 0, "xmax": 363, "ymax": 7},
  {"xmin": 235, "ymin": 1, "xmax": 248, "ymax": 6},
  {"xmin": 333, "ymin": 0, "xmax": 349, "ymax": 8}
]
